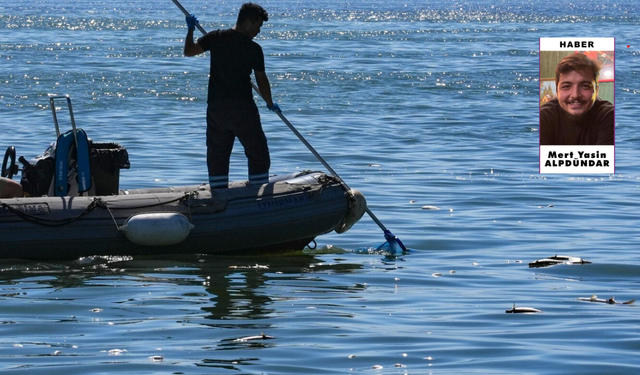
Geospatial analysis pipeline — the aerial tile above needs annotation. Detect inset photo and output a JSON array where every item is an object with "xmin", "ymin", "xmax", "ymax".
[{"xmin": 539, "ymin": 38, "xmax": 615, "ymax": 174}]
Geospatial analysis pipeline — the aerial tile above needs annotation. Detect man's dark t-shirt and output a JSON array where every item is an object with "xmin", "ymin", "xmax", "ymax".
[
  {"xmin": 198, "ymin": 29, "xmax": 265, "ymax": 102},
  {"xmin": 540, "ymin": 98, "xmax": 614, "ymax": 145}
]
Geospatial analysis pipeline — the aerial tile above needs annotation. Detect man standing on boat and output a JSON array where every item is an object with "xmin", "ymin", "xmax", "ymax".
[{"xmin": 183, "ymin": 3, "xmax": 280, "ymax": 189}]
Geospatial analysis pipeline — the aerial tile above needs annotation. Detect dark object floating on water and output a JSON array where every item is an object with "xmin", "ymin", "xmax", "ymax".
[
  {"xmin": 577, "ymin": 295, "xmax": 635, "ymax": 305},
  {"xmin": 506, "ymin": 304, "xmax": 542, "ymax": 313},
  {"xmin": 234, "ymin": 333, "xmax": 275, "ymax": 342},
  {"xmin": 529, "ymin": 254, "xmax": 591, "ymax": 268}
]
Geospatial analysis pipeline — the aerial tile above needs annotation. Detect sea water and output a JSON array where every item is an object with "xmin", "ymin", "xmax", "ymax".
[{"xmin": 1, "ymin": 0, "xmax": 640, "ymax": 373}]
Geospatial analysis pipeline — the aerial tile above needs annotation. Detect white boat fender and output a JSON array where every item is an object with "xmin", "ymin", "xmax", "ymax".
[
  {"xmin": 119, "ymin": 212, "xmax": 195, "ymax": 246},
  {"xmin": 335, "ymin": 189, "xmax": 367, "ymax": 234}
]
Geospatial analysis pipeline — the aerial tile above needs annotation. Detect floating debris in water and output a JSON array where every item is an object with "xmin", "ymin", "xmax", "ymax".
[
  {"xmin": 107, "ymin": 349, "xmax": 127, "ymax": 355},
  {"xmin": 234, "ymin": 333, "xmax": 275, "ymax": 342},
  {"xmin": 529, "ymin": 254, "xmax": 591, "ymax": 268},
  {"xmin": 506, "ymin": 304, "xmax": 542, "ymax": 313},
  {"xmin": 577, "ymin": 295, "xmax": 635, "ymax": 305},
  {"xmin": 421, "ymin": 205, "xmax": 440, "ymax": 210}
]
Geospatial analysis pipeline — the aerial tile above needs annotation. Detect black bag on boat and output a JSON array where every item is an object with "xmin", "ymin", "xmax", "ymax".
[{"xmin": 19, "ymin": 145, "xmax": 55, "ymax": 197}]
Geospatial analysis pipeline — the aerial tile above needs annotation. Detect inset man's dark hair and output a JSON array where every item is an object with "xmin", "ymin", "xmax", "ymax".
[
  {"xmin": 555, "ymin": 53, "xmax": 602, "ymax": 89},
  {"xmin": 237, "ymin": 3, "xmax": 269, "ymax": 25}
]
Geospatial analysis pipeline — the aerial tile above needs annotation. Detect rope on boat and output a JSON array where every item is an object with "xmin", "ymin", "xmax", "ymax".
[
  {"xmin": 184, "ymin": 191, "xmax": 196, "ymax": 222},
  {"xmin": 0, "ymin": 200, "xmax": 100, "ymax": 227},
  {"xmin": 96, "ymin": 198, "xmax": 120, "ymax": 231},
  {"xmin": 0, "ymin": 192, "xmax": 196, "ymax": 227}
]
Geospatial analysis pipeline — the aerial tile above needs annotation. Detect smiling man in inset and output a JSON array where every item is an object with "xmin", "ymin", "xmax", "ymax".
[{"xmin": 540, "ymin": 53, "xmax": 614, "ymax": 145}]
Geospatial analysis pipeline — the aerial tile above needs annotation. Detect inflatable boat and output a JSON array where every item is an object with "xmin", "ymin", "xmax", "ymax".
[{"xmin": 0, "ymin": 96, "xmax": 366, "ymax": 259}]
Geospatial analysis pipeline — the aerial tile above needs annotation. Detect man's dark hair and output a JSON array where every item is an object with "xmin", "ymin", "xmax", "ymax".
[
  {"xmin": 555, "ymin": 53, "xmax": 602, "ymax": 89},
  {"xmin": 237, "ymin": 3, "xmax": 269, "ymax": 25}
]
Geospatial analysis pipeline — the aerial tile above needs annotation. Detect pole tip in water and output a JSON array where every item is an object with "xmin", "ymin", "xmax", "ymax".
[{"xmin": 378, "ymin": 230, "xmax": 407, "ymax": 254}]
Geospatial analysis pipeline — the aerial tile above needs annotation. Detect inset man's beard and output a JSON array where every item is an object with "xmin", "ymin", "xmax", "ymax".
[{"xmin": 561, "ymin": 109, "xmax": 587, "ymax": 125}]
